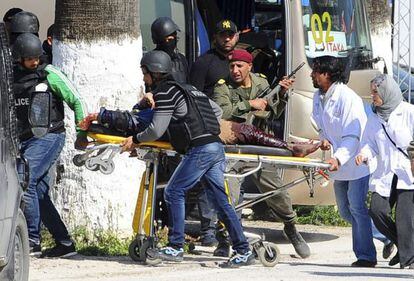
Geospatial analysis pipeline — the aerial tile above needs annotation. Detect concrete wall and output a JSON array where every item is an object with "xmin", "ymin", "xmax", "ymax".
[{"xmin": 0, "ymin": 0, "xmax": 55, "ymax": 39}]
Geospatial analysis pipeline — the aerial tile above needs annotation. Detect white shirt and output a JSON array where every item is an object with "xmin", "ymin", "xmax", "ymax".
[
  {"xmin": 312, "ymin": 82, "xmax": 369, "ymax": 180},
  {"xmin": 360, "ymin": 102, "xmax": 414, "ymax": 195}
]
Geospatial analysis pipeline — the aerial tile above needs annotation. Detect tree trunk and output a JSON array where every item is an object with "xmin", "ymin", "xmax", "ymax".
[
  {"xmin": 51, "ymin": 0, "xmax": 144, "ymax": 233},
  {"xmin": 366, "ymin": 0, "xmax": 393, "ymax": 73}
]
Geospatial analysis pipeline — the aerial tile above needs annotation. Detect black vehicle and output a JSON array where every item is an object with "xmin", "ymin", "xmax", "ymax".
[{"xmin": 0, "ymin": 21, "xmax": 29, "ymax": 281}]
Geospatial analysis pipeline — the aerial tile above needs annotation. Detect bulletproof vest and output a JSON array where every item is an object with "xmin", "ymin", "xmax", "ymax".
[
  {"xmin": 154, "ymin": 46, "xmax": 188, "ymax": 84},
  {"xmin": 164, "ymin": 81, "xmax": 220, "ymax": 153},
  {"xmin": 170, "ymin": 53, "xmax": 188, "ymax": 84},
  {"xmin": 13, "ymin": 64, "xmax": 65, "ymax": 140}
]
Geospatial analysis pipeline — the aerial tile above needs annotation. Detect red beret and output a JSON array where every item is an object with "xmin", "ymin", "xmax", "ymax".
[{"xmin": 230, "ymin": 49, "xmax": 253, "ymax": 64}]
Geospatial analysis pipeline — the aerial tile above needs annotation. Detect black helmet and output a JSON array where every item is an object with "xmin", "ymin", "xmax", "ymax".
[
  {"xmin": 10, "ymin": 11, "xmax": 39, "ymax": 34},
  {"xmin": 3, "ymin": 7, "xmax": 23, "ymax": 23},
  {"xmin": 151, "ymin": 17, "xmax": 180, "ymax": 44},
  {"xmin": 141, "ymin": 50, "xmax": 172, "ymax": 74},
  {"xmin": 13, "ymin": 33, "xmax": 43, "ymax": 60}
]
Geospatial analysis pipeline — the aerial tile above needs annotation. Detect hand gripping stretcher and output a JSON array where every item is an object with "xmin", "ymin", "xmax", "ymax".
[{"xmin": 73, "ymin": 129, "xmax": 330, "ymax": 267}]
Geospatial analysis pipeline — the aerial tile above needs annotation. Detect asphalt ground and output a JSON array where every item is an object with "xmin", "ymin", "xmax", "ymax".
[{"xmin": 29, "ymin": 221, "xmax": 414, "ymax": 281}]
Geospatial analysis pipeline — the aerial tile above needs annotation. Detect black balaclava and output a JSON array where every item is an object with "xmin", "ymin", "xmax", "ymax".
[{"xmin": 156, "ymin": 37, "xmax": 178, "ymax": 57}]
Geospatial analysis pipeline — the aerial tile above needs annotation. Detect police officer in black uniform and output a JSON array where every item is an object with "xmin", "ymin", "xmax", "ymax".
[
  {"xmin": 189, "ymin": 19, "xmax": 239, "ymax": 97},
  {"xmin": 151, "ymin": 17, "xmax": 189, "ymax": 84},
  {"xmin": 189, "ymin": 19, "xmax": 240, "ymax": 253}
]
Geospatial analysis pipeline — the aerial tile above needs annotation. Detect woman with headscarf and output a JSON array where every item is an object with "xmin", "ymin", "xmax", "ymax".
[{"xmin": 355, "ymin": 74, "xmax": 414, "ymax": 269}]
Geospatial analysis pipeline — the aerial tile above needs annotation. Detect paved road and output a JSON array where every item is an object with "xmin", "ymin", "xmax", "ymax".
[{"xmin": 29, "ymin": 221, "xmax": 414, "ymax": 281}]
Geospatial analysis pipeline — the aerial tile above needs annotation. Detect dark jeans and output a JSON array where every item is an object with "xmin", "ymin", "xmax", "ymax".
[
  {"xmin": 243, "ymin": 168, "xmax": 296, "ymax": 223},
  {"xmin": 20, "ymin": 133, "xmax": 71, "ymax": 245},
  {"xmin": 369, "ymin": 174, "xmax": 414, "ymax": 267},
  {"xmin": 164, "ymin": 142, "xmax": 249, "ymax": 253}
]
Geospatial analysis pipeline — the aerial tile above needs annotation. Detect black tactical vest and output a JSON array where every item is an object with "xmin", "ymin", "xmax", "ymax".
[
  {"xmin": 13, "ymin": 63, "xmax": 65, "ymax": 141},
  {"xmin": 165, "ymin": 81, "xmax": 220, "ymax": 153}
]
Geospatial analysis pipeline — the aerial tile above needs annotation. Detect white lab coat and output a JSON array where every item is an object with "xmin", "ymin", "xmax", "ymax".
[
  {"xmin": 312, "ymin": 82, "xmax": 369, "ymax": 180},
  {"xmin": 359, "ymin": 101, "xmax": 414, "ymax": 196}
]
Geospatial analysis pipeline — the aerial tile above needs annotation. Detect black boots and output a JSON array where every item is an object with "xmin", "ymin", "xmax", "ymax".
[{"xmin": 283, "ymin": 222, "xmax": 311, "ymax": 258}]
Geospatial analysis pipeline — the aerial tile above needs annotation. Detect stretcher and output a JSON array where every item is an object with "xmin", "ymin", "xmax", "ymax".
[{"xmin": 73, "ymin": 130, "xmax": 331, "ymax": 267}]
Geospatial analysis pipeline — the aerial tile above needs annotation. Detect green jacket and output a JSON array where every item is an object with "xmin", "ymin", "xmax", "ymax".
[
  {"xmin": 46, "ymin": 64, "xmax": 88, "ymax": 134},
  {"xmin": 212, "ymin": 73, "xmax": 286, "ymax": 122}
]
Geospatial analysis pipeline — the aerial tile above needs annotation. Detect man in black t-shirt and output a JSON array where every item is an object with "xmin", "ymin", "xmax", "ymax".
[
  {"xmin": 190, "ymin": 19, "xmax": 239, "ymax": 97},
  {"xmin": 189, "ymin": 19, "xmax": 240, "ymax": 251}
]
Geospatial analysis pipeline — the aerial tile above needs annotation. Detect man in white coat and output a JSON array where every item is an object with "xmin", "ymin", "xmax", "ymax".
[
  {"xmin": 311, "ymin": 55, "xmax": 377, "ymax": 267},
  {"xmin": 356, "ymin": 74, "xmax": 414, "ymax": 269}
]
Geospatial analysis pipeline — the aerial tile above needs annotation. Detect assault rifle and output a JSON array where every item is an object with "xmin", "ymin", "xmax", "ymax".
[{"xmin": 256, "ymin": 62, "xmax": 305, "ymax": 99}]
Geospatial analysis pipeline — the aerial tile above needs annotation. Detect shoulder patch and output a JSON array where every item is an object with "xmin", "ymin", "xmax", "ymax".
[
  {"xmin": 217, "ymin": 79, "xmax": 226, "ymax": 85},
  {"xmin": 258, "ymin": 73, "xmax": 267, "ymax": 79}
]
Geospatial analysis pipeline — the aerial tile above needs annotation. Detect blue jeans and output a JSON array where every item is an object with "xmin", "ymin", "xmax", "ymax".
[
  {"xmin": 20, "ymin": 133, "xmax": 70, "ymax": 245},
  {"xmin": 164, "ymin": 142, "xmax": 249, "ymax": 253},
  {"xmin": 334, "ymin": 175, "xmax": 376, "ymax": 262}
]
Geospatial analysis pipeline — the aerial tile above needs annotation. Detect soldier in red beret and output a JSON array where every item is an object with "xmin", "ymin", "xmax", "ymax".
[{"xmin": 213, "ymin": 48, "xmax": 317, "ymax": 259}]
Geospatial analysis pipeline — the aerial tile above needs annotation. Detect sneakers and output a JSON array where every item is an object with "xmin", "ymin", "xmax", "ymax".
[
  {"xmin": 156, "ymin": 246, "xmax": 184, "ymax": 262},
  {"xmin": 213, "ymin": 242, "xmax": 230, "ymax": 257},
  {"xmin": 351, "ymin": 259, "xmax": 377, "ymax": 267},
  {"xmin": 40, "ymin": 243, "xmax": 77, "ymax": 258},
  {"xmin": 283, "ymin": 223, "xmax": 310, "ymax": 258},
  {"xmin": 219, "ymin": 250, "xmax": 255, "ymax": 268},
  {"xmin": 29, "ymin": 242, "xmax": 41, "ymax": 257},
  {"xmin": 382, "ymin": 242, "xmax": 395, "ymax": 259}
]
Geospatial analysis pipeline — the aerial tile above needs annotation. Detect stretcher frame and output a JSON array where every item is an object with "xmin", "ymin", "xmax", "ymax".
[{"xmin": 74, "ymin": 133, "xmax": 331, "ymax": 266}]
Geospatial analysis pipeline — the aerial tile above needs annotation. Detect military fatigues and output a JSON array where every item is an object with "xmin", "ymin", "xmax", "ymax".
[{"xmin": 212, "ymin": 73, "xmax": 296, "ymax": 224}]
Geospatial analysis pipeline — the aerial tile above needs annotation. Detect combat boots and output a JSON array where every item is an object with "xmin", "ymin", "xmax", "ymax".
[{"xmin": 283, "ymin": 222, "xmax": 311, "ymax": 258}]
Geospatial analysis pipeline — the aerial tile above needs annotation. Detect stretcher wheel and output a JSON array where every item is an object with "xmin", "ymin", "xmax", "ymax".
[
  {"xmin": 85, "ymin": 158, "xmax": 99, "ymax": 171},
  {"xmin": 73, "ymin": 154, "xmax": 86, "ymax": 167},
  {"xmin": 257, "ymin": 243, "xmax": 280, "ymax": 267},
  {"xmin": 128, "ymin": 239, "xmax": 147, "ymax": 262},
  {"xmin": 99, "ymin": 160, "xmax": 115, "ymax": 174}
]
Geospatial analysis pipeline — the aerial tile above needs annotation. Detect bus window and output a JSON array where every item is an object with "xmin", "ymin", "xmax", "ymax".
[
  {"xmin": 302, "ymin": 0, "xmax": 373, "ymax": 70},
  {"xmin": 140, "ymin": 0, "xmax": 186, "ymax": 54}
]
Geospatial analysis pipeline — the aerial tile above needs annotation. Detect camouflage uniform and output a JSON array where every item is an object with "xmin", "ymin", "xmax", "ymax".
[{"xmin": 212, "ymin": 73, "xmax": 296, "ymax": 224}]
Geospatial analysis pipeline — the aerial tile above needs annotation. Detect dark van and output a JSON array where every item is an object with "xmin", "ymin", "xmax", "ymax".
[{"xmin": 0, "ymin": 21, "xmax": 29, "ymax": 281}]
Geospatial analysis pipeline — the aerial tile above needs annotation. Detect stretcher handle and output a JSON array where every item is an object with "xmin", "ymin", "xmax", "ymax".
[{"xmin": 224, "ymin": 161, "xmax": 262, "ymax": 178}]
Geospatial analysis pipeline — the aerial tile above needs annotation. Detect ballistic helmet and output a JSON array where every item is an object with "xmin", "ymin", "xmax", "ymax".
[
  {"xmin": 3, "ymin": 7, "xmax": 23, "ymax": 23},
  {"xmin": 10, "ymin": 11, "xmax": 39, "ymax": 34},
  {"xmin": 151, "ymin": 17, "xmax": 180, "ymax": 44},
  {"xmin": 13, "ymin": 33, "xmax": 43, "ymax": 60},
  {"xmin": 141, "ymin": 50, "xmax": 172, "ymax": 74}
]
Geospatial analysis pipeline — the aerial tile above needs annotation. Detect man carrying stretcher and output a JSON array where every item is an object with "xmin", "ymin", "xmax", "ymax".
[
  {"xmin": 81, "ymin": 50, "xmax": 255, "ymax": 267},
  {"xmin": 78, "ymin": 50, "xmax": 320, "ymax": 265}
]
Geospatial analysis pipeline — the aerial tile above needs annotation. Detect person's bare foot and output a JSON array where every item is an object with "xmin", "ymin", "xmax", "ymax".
[{"xmin": 288, "ymin": 141, "xmax": 320, "ymax": 157}]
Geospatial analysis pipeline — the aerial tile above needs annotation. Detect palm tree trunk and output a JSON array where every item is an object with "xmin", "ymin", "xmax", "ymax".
[{"xmin": 51, "ymin": 0, "xmax": 144, "ymax": 232}]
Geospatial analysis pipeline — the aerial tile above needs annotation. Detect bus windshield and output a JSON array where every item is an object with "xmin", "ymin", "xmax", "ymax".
[{"xmin": 302, "ymin": 0, "xmax": 372, "ymax": 68}]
